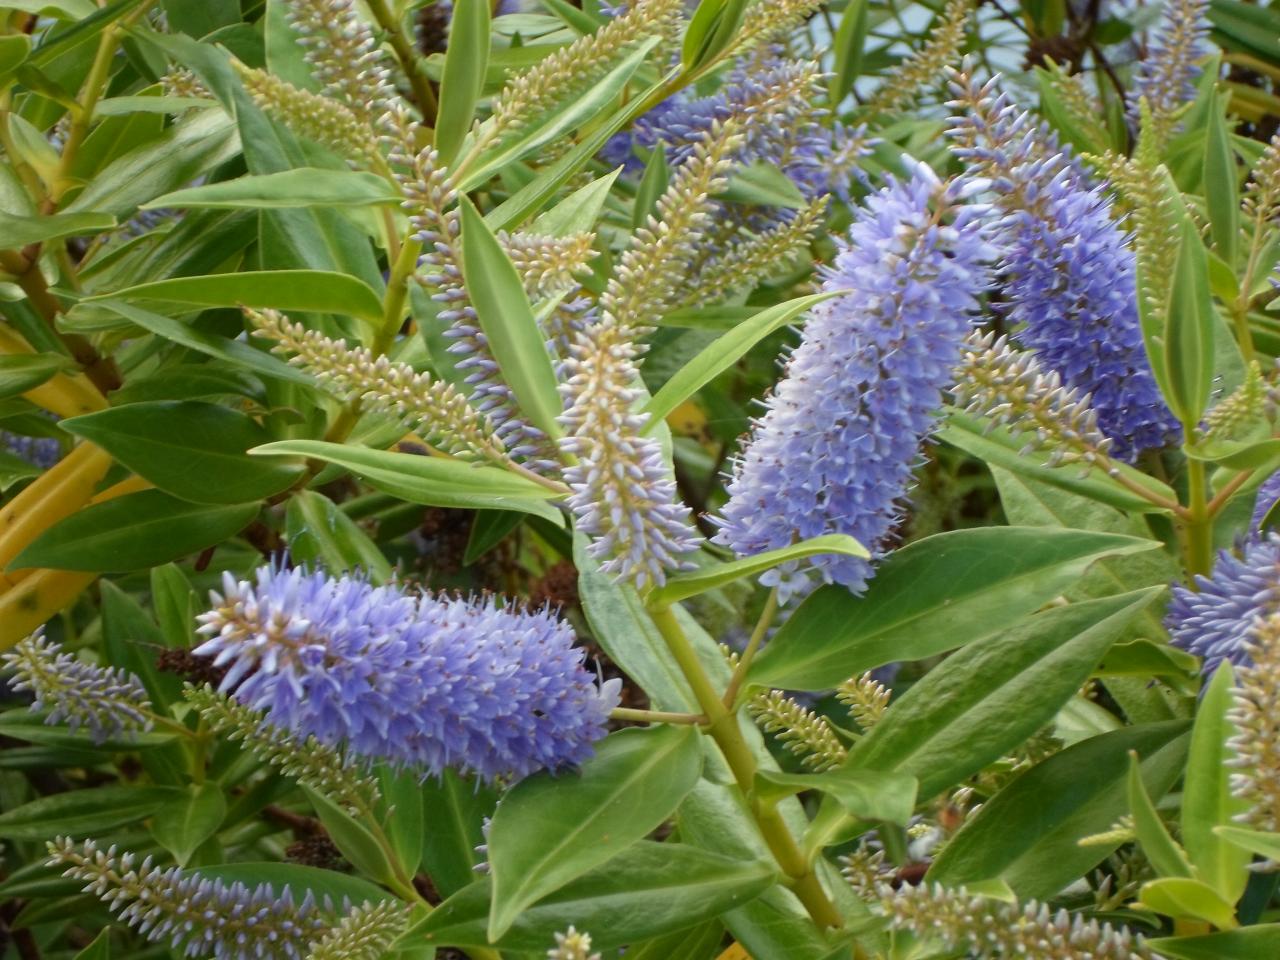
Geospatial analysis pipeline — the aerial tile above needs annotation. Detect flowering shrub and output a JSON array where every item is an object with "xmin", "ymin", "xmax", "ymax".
[{"xmin": 2, "ymin": 0, "xmax": 1280, "ymax": 958}]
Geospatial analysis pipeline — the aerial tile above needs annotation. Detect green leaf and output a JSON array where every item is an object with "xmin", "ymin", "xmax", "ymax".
[
  {"xmin": 619, "ymin": 922, "xmax": 725, "ymax": 960},
  {"xmin": 0, "ymin": 210, "xmax": 115, "ymax": 246},
  {"xmin": 458, "ymin": 198, "xmax": 563, "ymax": 437},
  {"xmin": 88, "ymin": 271, "xmax": 385, "ymax": 324},
  {"xmin": 942, "ymin": 411, "xmax": 1177, "ymax": 515},
  {"xmin": 459, "ymin": 38, "xmax": 659, "ymax": 191},
  {"xmin": 1185, "ymin": 435, "xmax": 1280, "ymax": 469},
  {"xmin": 532, "ymin": 167, "xmax": 622, "ymax": 236},
  {"xmin": 928, "ymin": 721, "xmax": 1191, "ymax": 899},
  {"xmin": 1164, "ymin": 213, "xmax": 1217, "ymax": 425},
  {"xmin": 1128, "ymin": 752, "xmax": 1193, "ymax": 878},
  {"xmin": 0, "ymin": 354, "xmax": 71, "ymax": 400},
  {"xmin": 251, "ymin": 440, "xmax": 563, "ymax": 519},
  {"xmin": 1215, "ymin": 824, "xmax": 1280, "ymax": 860},
  {"xmin": 749, "ymin": 526, "xmax": 1159, "ymax": 691},
  {"xmin": 633, "ymin": 145, "xmax": 670, "ymax": 229},
  {"xmin": 436, "ymin": 0, "xmax": 490, "ymax": 165},
  {"xmin": 302, "ymin": 785, "xmax": 397, "ymax": 887},
  {"xmin": 1203, "ymin": 88, "xmax": 1240, "ymax": 266},
  {"xmin": 286, "ymin": 489, "xmax": 393, "ymax": 582},
  {"xmin": 417, "ymin": 841, "xmax": 774, "ymax": 950},
  {"xmin": 830, "ymin": 0, "xmax": 871, "ymax": 104},
  {"xmin": 463, "ymin": 509, "xmax": 523, "ymax": 564},
  {"xmin": 421, "ymin": 770, "xmax": 498, "ymax": 900},
  {"xmin": 649, "ymin": 533, "xmax": 868, "ymax": 607},
  {"xmin": 1137, "ymin": 877, "xmax": 1239, "ymax": 929},
  {"xmin": 88, "ymin": 301, "xmax": 311, "ymax": 386},
  {"xmin": 0, "ymin": 710, "xmax": 178, "ymax": 750},
  {"xmin": 719, "ymin": 161, "xmax": 808, "ymax": 208},
  {"xmin": 642, "ymin": 291, "xmax": 841, "ymax": 429},
  {"xmin": 65, "ymin": 108, "xmax": 241, "ymax": 218},
  {"xmin": 1183, "ymin": 662, "xmax": 1251, "ymax": 902},
  {"xmin": 146, "ymin": 169, "xmax": 401, "ymax": 209},
  {"xmin": 10, "ymin": 490, "xmax": 259, "ymax": 573},
  {"xmin": 72, "ymin": 930, "xmax": 110, "ymax": 960},
  {"xmin": 1150, "ymin": 927, "xmax": 1280, "ymax": 960},
  {"xmin": 846, "ymin": 588, "xmax": 1162, "ymax": 799},
  {"xmin": 486, "ymin": 725, "xmax": 703, "ymax": 941},
  {"xmin": 151, "ymin": 783, "xmax": 226, "ymax": 867},
  {"xmin": 0, "ymin": 785, "xmax": 182, "ymax": 840},
  {"xmin": 379, "ymin": 767, "xmax": 425, "ymax": 878},
  {"xmin": 63, "ymin": 401, "xmax": 304, "ymax": 504},
  {"xmin": 755, "ymin": 768, "xmax": 916, "ymax": 825},
  {"xmin": 484, "ymin": 67, "xmax": 676, "ymax": 231},
  {"xmin": 682, "ymin": 0, "xmax": 748, "ymax": 69}
]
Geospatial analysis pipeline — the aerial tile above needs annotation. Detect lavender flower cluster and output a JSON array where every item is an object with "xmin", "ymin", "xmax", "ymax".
[
  {"xmin": 714, "ymin": 163, "xmax": 993, "ymax": 597},
  {"xmin": 948, "ymin": 74, "xmax": 1182, "ymax": 460},
  {"xmin": 195, "ymin": 565, "xmax": 619, "ymax": 782}
]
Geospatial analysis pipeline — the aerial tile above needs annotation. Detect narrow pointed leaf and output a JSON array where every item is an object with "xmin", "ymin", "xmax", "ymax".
[
  {"xmin": 435, "ymin": 0, "xmax": 490, "ymax": 165},
  {"xmin": 458, "ymin": 198, "xmax": 563, "ymax": 437},
  {"xmin": 1128, "ymin": 752, "xmax": 1193, "ymax": 878},
  {"xmin": 146, "ymin": 169, "xmax": 401, "ymax": 209},
  {"xmin": 486, "ymin": 725, "xmax": 703, "ymax": 941}
]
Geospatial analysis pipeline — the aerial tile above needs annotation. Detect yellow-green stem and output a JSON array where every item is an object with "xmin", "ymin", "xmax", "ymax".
[
  {"xmin": 1185, "ymin": 456, "xmax": 1214, "ymax": 578},
  {"xmin": 647, "ymin": 604, "xmax": 846, "ymax": 933},
  {"xmin": 366, "ymin": 0, "xmax": 439, "ymax": 124},
  {"xmin": 723, "ymin": 586, "xmax": 779, "ymax": 709}
]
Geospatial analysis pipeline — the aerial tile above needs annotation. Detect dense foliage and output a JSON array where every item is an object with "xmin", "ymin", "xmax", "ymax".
[{"xmin": 3, "ymin": 0, "xmax": 1280, "ymax": 957}]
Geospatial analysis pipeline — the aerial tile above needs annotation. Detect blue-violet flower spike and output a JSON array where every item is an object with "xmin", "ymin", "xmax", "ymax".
[
  {"xmin": 195, "ymin": 565, "xmax": 619, "ymax": 782},
  {"xmin": 1166, "ymin": 534, "xmax": 1280, "ymax": 674},
  {"xmin": 713, "ymin": 161, "xmax": 993, "ymax": 598}
]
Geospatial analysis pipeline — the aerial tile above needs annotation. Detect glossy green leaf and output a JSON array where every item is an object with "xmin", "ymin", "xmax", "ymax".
[
  {"xmin": 719, "ymin": 161, "xmax": 808, "ymax": 208},
  {"xmin": 286, "ymin": 489, "xmax": 392, "ymax": 582},
  {"xmin": 10, "ymin": 490, "xmax": 259, "ymax": 573},
  {"xmin": 929, "ymin": 721, "xmax": 1191, "ymax": 898},
  {"xmin": 63, "ymin": 401, "xmax": 304, "ymax": 504},
  {"xmin": 649, "ymin": 533, "xmax": 868, "ymax": 607},
  {"xmin": 633, "ymin": 144, "xmax": 670, "ymax": 229},
  {"xmin": 846, "ymin": 588, "xmax": 1162, "ymax": 799},
  {"xmin": 831, "ymin": 0, "xmax": 870, "ymax": 104},
  {"xmin": 642, "ymin": 291, "xmax": 841, "ymax": 429},
  {"xmin": 1185, "ymin": 435, "xmax": 1280, "ymax": 469},
  {"xmin": 749, "ymin": 526, "xmax": 1159, "ymax": 691},
  {"xmin": 436, "ymin": 0, "xmax": 490, "ymax": 164},
  {"xmin": 1164, "ymin": 214, "xmax": 1217, "ymax": 426},
  {"xmin": 0, "ymin": 785, "xmax": 182, "ymax": 840},
  {"xmin": 484, "ymin": 68, "xmax": 676, "ymax": 230},
  {"xmin": 72, "ymin": 930, "xmax": 110, "ymax": 960},
  {"xmin": 1215, "ymin": 824, "xmax": 1280, "ymax": 860},
  {"xmin": 151, "ymin": 783, "xmax": 226, "ymax": 867},
  {"xmin": 1183, "ymin": 662, "xmax": 1251, "ymax": 901},
  {"xmin": 1203, "ymin": 88, "xmax": 1240, "ymax": 266},
  {"xmin": 1150, "ymin": 927, "xmax": 1280, "ymax": 960},
  {"xmin": 0, "ymin": 353, "xmax": 71, "ymax": 400},
  {"xmin": 1128, "ymin": 752, "xmax": 1193, "ymax": 878},
  {"xmin": 421, "ymin": 770, "xmax": 498, "ymax": 900},
  {"xmin": 379, "ymin": 767, "xmax": 425, "ymax": 878},
  {"xmin": 532, "ymin": 167, "xmax": 622, "ymax": 236},
  {"xmin": 146, "ymin": 169, "xmax": 400, "ymax": 209},
  {"xmin": 88, "ymin": 300, "xmax": 311, "ymax": 385},
  {"xmin": 65, "ymin": 108, "xmax": 241, "ymax": 217},
  {"xmin": 458, "ymin": 38, "xmax": 659, "ymax": 191},
  {"xmin": 251, "ymin": 440, "xmax": 562, "ymax": 519},
  {"xmin": 942, "ymin": 411, "xmax": 1178, "ymax": 514},
  {"xmin": 755, "ymin": 768, "xmax": 916, "ymax": 825},
  {"xmin": 1137, "ymin": 877, "xmax": 1239, "ymax": 929},
  {"xmin": 302, "ymin": 785, "xmax": 396, "ymax": 887},
  {"xmin": 88, "ymin": 270, "xmax": 384, "ymax": 323},
  {"xmin": 463, "ymin": 509, "xmax": 523, "ymax": 564},
  {"xmin": 682, "ymin": 0, "xmax": 748, "ymax": 69},
  {"xmin": 486, "ymin": 724, "xmax": 703, "ymax": 940},
  {"xmin": 0, "ymin": 710, "xmax": 178, "ymax": 750},
  {"xmin": 458, "ymin": 198, "xmax": 563, "ymax": 437},
  {"xmin": 619, "ymin": 922, "xmax": 725, "ymax": 960},
  {"xmin": 418, "ymin": 841, "xmax": 773, "ymax": 950},
  {"xmin": 0, "ymin": 210, "xmax": 115, "ymax": 246}
]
